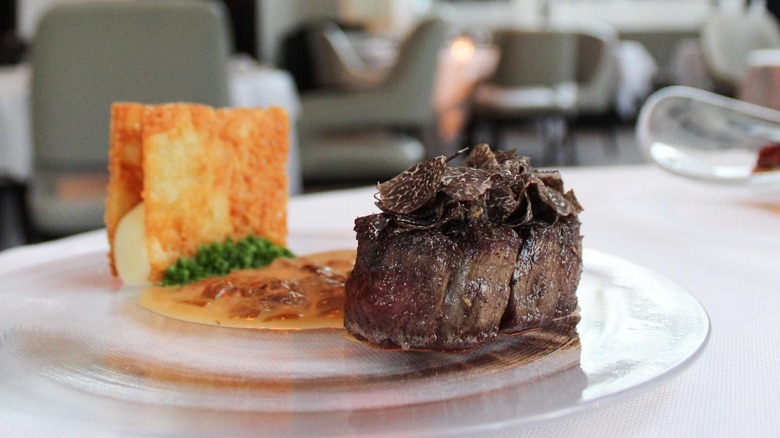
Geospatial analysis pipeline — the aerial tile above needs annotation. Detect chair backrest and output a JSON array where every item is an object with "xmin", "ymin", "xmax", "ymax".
[
  {"xmin": 309, "ymin": 20, "xmax": 370, "ymax": 89},
  {"xmin": 31, "ymin": 0, "xmax": 232, "ymax": 174},
  {"xmin": 572, "ymin": 23, "xmax": 619, "ymax": 115},
  {"xmin": 296, "ymin": 17, "xmax": 449, "ymax": 140},
  {"xmin": 700, "ymin": 10, "xmax": 780, "ymax": 94},
  {"xmin": 488, "ymin": 28, "xmax": 577, "ymax": 88},
  {"xmin": 380, "ymin": 17, "xmax": 449, "ymax": 120},
  {"xmin": 29, "ymin": 0, "xmax": 231, "ymax": 235}
]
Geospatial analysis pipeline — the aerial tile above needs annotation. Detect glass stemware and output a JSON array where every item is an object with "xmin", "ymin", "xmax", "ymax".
[{"xmin": 636, "ymin": 86, "xmax": 780, "ymax": 185}]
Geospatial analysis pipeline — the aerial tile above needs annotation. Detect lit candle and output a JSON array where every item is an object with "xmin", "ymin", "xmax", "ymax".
[{"xmin": 451, "ymin": 35, "xmax": 476, "ymax": 62}]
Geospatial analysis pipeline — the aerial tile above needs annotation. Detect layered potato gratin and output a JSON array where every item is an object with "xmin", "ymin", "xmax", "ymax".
[{"xmin": 105, "ymin": 103, "xmax": 289, "ymax": 285}]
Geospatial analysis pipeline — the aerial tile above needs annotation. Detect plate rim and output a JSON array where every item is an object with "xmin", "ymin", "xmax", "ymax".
[{"xmin": 0, "ymin": 245, "xmax": 711, "ymax": 436}]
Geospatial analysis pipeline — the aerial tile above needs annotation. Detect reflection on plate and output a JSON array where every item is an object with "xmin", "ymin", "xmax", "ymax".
[
  {"xmin": 637, "ymin": 86, "xmax": 780, "ymax": 186},
  {"xmin": 0, "ymin": 248, "xmax": 709, "ymax": 436}
]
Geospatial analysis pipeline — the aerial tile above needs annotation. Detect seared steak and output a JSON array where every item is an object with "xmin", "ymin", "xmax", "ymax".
[
  {"xmin": 501, "ymin": 217, "xmax": 582, "ymax": 333},
  {"xmin": 344, "ymin": 145, "xmax": 584, "ymax": 350},
  {"xmin": 345, "ymin": 217, "xmax": 521, "ymax": 350}
]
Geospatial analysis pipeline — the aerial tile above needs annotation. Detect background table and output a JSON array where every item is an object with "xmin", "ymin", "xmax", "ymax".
[
  {"xmin": 0, "ymin": 57, "xmax": 302, "ymax": 193},
  {"xmin": 0, "ymin": 164, "xmax": 778, "ymax": 437},
  {"xmin": 739, "ymin": 48, "xmax": 780, "ymax": 113}
]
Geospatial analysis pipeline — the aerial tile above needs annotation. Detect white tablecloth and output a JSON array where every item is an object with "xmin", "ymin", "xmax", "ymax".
[
  {"xmin": 0, "ymin": 58, "xmax": 302, "ymax": 193},
  {"xmin": 0, "ymin": 165, "xmax": 779, "ymax": 437}
]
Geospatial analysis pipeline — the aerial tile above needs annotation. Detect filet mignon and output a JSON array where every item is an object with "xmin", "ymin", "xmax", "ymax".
[{"xmin": 344, "ymin": 145, "xmax": 583, "ymax": 350}]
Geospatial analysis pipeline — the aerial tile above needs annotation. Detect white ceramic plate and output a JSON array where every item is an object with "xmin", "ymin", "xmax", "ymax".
[{"xmin": 0, "ymin": 246, "xmax": 709, "ymax": 437}]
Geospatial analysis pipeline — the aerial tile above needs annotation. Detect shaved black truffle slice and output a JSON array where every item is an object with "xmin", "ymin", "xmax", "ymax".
[{"xmin": 377, "ymin": 156, "xmax": 446, "ymax": 214}]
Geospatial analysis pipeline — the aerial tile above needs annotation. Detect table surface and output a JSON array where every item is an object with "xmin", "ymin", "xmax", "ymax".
[{"xmin": 0, "ymin": 164, "xmax": 778, "ymax": 437}]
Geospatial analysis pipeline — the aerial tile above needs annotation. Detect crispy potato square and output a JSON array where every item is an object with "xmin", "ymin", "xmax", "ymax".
[
  {"xmin": 105, "ymin": 102, "xmax": 145, "ymax": 276},
  {"xmin": 106, "ymin": 102, "xmax": 289, "ymax": 282}
]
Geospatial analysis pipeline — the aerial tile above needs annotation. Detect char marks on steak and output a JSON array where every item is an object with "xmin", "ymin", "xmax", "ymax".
[
  {"xmin": 501, "ymin": 217, "xmax": 582, "ymax": 333},
  {"xmin": 345, "ymin": 144, "xmax": 584, "ymax": 350},
  {"xmin": 345, "ymin": 217, "xmax": 521, "ymax": 350}
]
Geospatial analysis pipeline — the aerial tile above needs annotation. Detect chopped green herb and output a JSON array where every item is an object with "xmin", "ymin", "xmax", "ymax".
[{"xmin": 161, "ymin": 235, "xmax": 294, "ymax": 286}]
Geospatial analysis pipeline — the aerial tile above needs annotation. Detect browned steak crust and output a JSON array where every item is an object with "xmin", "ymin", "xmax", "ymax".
[
  {"xmin": 345, "ymin": 216, "xmax": 521, "ymax": 350},
  {"xmin": 501, "ymin": 217, "xmax": 582, "ymax": 333},
  {"xmin": 344, "ymin": 145, "xmax": 583, "ymax": 351}
]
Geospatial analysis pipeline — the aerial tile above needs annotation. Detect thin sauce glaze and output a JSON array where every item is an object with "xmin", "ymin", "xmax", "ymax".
[{"xmin": 139, "ymin": 250, "xmax": 356, "ymax": 330}]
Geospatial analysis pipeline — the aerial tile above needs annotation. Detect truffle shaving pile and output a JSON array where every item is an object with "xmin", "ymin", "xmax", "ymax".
[{"xmin": 376, "ymin": 144, "xmax": 583, "ymax": 230}]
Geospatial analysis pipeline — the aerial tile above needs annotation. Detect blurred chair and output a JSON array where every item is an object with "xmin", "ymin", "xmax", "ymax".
[
  {"xmin": 466, "ymin": 28, "xmax": 578, "ymax": 164},
  {"xmin": 308, "ymin": 20, "xmax": 387, "ymax": 91},
  {"xmin": 279, "ymin": 23, "xmax": 318, "ymax": 93},
  {"xmin": 300, "ymin": 131, "xmax": 426, "ymax": 183},
  {"xmin": 28, "ymin": 0, "xmax": 231, "ymax": 240},
  {"xmin": 572, "ymin": 22, "xmax": 619, "ymax": 120},
  {"xmin": 297, "ymin": 17, "xmax": 449, "ymax": 184},
  {"xmin": 700, "ymin": 9, "xmax": 780, "ymax": 96},
  {"xmin": 570, "ymin": 21, "xmax": 621, "ymax": 153},
  {"xmin": 0, "ymin": 175, "xmax": 31, "ymax": 248}
]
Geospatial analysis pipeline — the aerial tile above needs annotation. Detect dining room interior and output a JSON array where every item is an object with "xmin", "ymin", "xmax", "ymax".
[
  {"xmin": 0, "ymin": 0, "xmax": 775, "ymax": 252},
  {"xmin": 2, "ymin": 1, "xmax": 780, "ymax": 437}
]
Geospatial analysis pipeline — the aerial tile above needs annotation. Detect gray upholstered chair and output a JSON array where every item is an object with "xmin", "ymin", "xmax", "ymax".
[
  {"xmin": 308, "ymin": 20, "xmax": 387, "ymax": 91},
  {"xmin": 466, "ymin": 28, "xmax": 579, "ymax": 164},
  {"xmin": 700, "ymin": 9, "xmax": 780, "ymax": 96},
  {"xmin": 569, "ymin": 20, "xmax": 621, "ymax": 154},
  {"xmin": 298, "ymin": 17, "xmax": 449, "ymax": 185},
  {"xmin": 572, "ymin": 22, "xmax": 619, "ymax": 119},
  {"xmin": 28, "ymin": 0, "xmax": 231, "ymax": 239}
]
